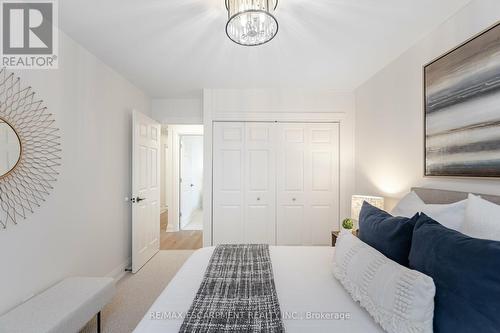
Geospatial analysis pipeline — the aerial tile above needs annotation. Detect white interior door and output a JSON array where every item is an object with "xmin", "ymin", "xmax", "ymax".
[
  {"xmin": 277, "ymin": 123, "xmax": 339, "ymax": 246},
  {"xmin": 180, "ymin": 136, "xmax": 193, "ymax": 228},
  {"xmin": 180, "ymin": 135, "xmax": 203, "ymax": 229},
  {"xmin": 132, "ymin": 110, "xmax": 161, "ymax": 273}
]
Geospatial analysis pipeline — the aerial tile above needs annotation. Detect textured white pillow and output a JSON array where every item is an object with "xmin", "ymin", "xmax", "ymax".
[
  {"xmin": 333, "ymin": 231, "xmax": 435, "ymax": 333},
  {"xmin": 391, "ymin": 191, "xmax": 467, "ymax": 231},
  {"xmin": 463, "ymin": 194, "xmax": 500, "ymax": 241}
]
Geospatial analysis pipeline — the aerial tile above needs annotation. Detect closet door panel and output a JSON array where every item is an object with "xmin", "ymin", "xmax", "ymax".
[
  {"xmin": 310, "ymin": 205, "xmax": 333, "ymax": 245},
  {"xmin": 307, "ymin": 124, "xmax": 340, "ymax": 246},
  {"xmin": 277, "ymin": 124, "xmax": 307, "ymax": 245},
  {"xmin": 248, "ymin": 150, "xmax": 269, "ymax": 191},
  {"xmin": 278, "ymin": 205, "xmax": 304, "ymax": 245},
  {"xmin": 284, "ymin": 149, "xmax": 304, "ymax": 191},
  {"xmin": 277, "ymin": 123, "xmax": 339, "ymax": 246},
  {"xmin": 213, "ymin": 122, "xmax": 245, "ymax": 244},
  {"xmin": 311, "ymin": 152, "xmax": 332, "ymax": 191},
  {"xmin": 245, "ymin": 205, "xmax": 270, "ymax": 243},
  {"xmin": 244, "ymin": 123, "xmax": 276, "ymax": 244},
  {"xmin": 216, "ymin": 205, "xmax": 243, "ymax": 244}
]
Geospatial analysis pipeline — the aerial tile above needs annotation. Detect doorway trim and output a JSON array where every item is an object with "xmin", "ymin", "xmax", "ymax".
[{"xmin": 166, "ymin": 125, "xmax": 204, "ymax": 233}]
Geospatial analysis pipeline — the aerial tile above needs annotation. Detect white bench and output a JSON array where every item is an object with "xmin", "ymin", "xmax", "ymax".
[{"xmin": 0, "ymin": 277, "xmax": 115, "ymax": 333}]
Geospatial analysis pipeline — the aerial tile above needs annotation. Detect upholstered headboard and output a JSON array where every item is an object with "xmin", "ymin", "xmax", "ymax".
[{"xmin": 412, "ymin": 187, "xmax": 500, "ymax": 206}]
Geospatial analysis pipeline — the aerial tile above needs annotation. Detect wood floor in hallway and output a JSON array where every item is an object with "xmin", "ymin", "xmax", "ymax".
[{"xmin": 160, "ymin": 211, "xmax": 203, "ymax": 250}]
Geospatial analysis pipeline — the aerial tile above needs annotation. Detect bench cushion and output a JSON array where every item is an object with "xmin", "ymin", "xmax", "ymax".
[{"xmin": 0, "ymin": 277, "xmax": 115, "ymax": 333}]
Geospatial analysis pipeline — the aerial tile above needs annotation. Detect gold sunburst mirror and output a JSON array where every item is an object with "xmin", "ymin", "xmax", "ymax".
[{"xmin": 0, "ymin": 68, "xmax": 61, "ymax": 229}]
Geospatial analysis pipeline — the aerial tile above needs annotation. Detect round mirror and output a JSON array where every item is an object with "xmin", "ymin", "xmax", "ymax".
[{"xmin": 0, "ymin": 118, "xmax": 21, "ymax": 177}]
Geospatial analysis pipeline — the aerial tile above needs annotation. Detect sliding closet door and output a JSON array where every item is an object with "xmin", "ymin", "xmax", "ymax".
[
  {"xmin": 213, "ymin": 122, "xmax": 245, "ymax": 244},
  {"xmin": 276, "ymin": 123, "xmax": 340, "ymax": 246},
  {"xmin": 244, "ymin": 123, "xmax": 276, "ymax": 244}
]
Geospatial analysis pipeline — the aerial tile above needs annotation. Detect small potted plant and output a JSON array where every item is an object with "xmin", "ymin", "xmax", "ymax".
[{"xmin": 342, "ymin": 218, "xmax": 355, "ymax": 234}]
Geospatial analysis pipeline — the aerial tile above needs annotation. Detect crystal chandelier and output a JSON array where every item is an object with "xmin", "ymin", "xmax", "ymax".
[{"xmin": 225, "ymin": 0, "xmax": 278, "ymax": 46}]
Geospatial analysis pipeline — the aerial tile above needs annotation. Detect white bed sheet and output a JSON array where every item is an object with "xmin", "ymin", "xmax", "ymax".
[{"xmin": 134, "ymin": 246, "xmax": 384, "ymax": 333}]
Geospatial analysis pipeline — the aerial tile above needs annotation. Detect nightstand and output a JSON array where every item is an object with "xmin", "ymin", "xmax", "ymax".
[{"xmin": 331, "ymin": 230, "xmax": 359, "ymax": 247}]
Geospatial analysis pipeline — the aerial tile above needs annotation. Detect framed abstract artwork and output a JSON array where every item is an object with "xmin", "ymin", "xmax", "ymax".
[{"xmin": 424, "ymin": 22, "xmax": 500, "ymax": 177}]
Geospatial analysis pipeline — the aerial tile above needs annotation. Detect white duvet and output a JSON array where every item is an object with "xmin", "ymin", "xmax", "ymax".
[{"xmin": 134, "ymin": 246, "xmax": 384, "ymax": 333}]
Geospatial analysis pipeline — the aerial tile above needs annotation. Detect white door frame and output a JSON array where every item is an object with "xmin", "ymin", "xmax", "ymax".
[
  {"xmin": 203, "ymin": 89, "xmax": 354, "ymax": 247},
  {"xmin": 166, "ymin": 125, "xmax": 204, "ymax": 232}
]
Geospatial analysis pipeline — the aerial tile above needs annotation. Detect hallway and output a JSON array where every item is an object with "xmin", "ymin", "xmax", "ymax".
[{"xmin": 160, "ymin": 211, "xmax": 202, "ymax": 250}]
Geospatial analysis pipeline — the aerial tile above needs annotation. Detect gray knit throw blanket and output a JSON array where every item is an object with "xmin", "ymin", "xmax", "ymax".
[{"xmin": 179, "ymin": 244, "xmax": 285, "ymax": 333}]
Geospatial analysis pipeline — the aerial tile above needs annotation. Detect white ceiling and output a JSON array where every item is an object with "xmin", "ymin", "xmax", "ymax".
[{"xmin": 59, "ymin": 0, "xmax": 471, "ymax": 98}]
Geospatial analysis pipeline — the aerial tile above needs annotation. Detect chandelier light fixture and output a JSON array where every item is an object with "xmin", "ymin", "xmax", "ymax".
[{"xmin": 225, "ymin": 0, "xmax": 279, "ymax": 46}]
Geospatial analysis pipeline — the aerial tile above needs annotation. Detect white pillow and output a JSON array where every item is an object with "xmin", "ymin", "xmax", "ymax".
[
  {"xmin": 390, "ymin": 191, "xmax": 425, "ymax": 218},
  {"xmin": 333, "ymin": 231, "xmax": 435, "ymax": 333},
  {"xmin": 391, "ymin": 191, "xmax": 467, "ymax": 231},
  {"xmin": 463, "ymin": 194, "xmax": 500, "ymax": 241},
  {"xmin": 421, "ymin": 200, "xmax": 467, "ymax": 231}
]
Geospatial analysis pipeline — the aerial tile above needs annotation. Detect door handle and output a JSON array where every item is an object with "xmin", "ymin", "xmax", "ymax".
[
  {"xmin": 131, "ymin": 197, "xmax": 146, "ymax": 203},
  {"xmin": 190, "ymin": 184, "xmax": 195, "ymax": 187}
]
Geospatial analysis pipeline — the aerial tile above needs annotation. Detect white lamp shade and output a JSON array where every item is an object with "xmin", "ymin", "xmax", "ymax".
[{"xmin": 351, "ymin": 195, "xmax": 385, "ymax": 221}]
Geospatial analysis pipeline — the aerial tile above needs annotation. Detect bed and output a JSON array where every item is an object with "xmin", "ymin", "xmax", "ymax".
[
  {"xmin": 134, "ymin": 246, "xmax": 384, "ymax": 333},
  {"xmin": 134, "ymin": 187, "xmax": 500, "ymax": 333}
]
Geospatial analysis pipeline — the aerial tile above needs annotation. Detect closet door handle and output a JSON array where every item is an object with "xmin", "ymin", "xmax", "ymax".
[
  {"xmin": 257, "ymin": 197, "xmax": 261, "ymax": 201},
  {"xmin": 292, "ymin": 198, "xmax": 297, "ymax": 202}
]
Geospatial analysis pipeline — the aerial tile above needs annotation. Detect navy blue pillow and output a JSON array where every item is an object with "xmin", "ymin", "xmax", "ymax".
[
  {"xmin": 358, "ymin": 201, "xmax": 419, "ymax": 267},
  {"xmin": 409, "ymin": 214, "xmax": 500, "ymax": 333}
]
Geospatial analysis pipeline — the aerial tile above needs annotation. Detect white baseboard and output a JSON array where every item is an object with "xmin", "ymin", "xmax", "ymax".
[
  {"xmin": 166, "ymin": 224, "xmax": 178, "ymax": 232},
  {"xmin": 106, "ymin": 257, "xmax": 131, "ymax": 282}
]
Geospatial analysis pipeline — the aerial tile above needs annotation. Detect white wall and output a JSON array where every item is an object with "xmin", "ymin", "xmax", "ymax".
[
  {"xmin": 355, "ymin": 0, "xmax": 500, "ymax": 209},
  {"xmin": 203, "ymin": 89, "xmax": 356, "ymax": 245},
  {"xmin": 152, "ymin": 98, "xmax": 202, "ymax": 124},
  {"xmin": 0, "ymin": 31, "xmax": 150, "ymax": 315}
]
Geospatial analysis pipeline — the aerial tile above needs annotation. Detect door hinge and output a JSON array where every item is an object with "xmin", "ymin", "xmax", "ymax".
[{"xmin": 179, "ymin": 212, "xmax": 182, "ymax": 218}]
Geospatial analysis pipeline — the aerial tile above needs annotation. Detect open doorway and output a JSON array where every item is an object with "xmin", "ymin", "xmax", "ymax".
[{"xmin": 160, "ymin": 125, "xmax": 203, "ymax": 250}]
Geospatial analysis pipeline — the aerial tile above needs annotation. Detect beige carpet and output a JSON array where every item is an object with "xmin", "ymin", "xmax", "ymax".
[{"xmin": 80, "ymin": 250, "xmax": 194, "ymax": 333}]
